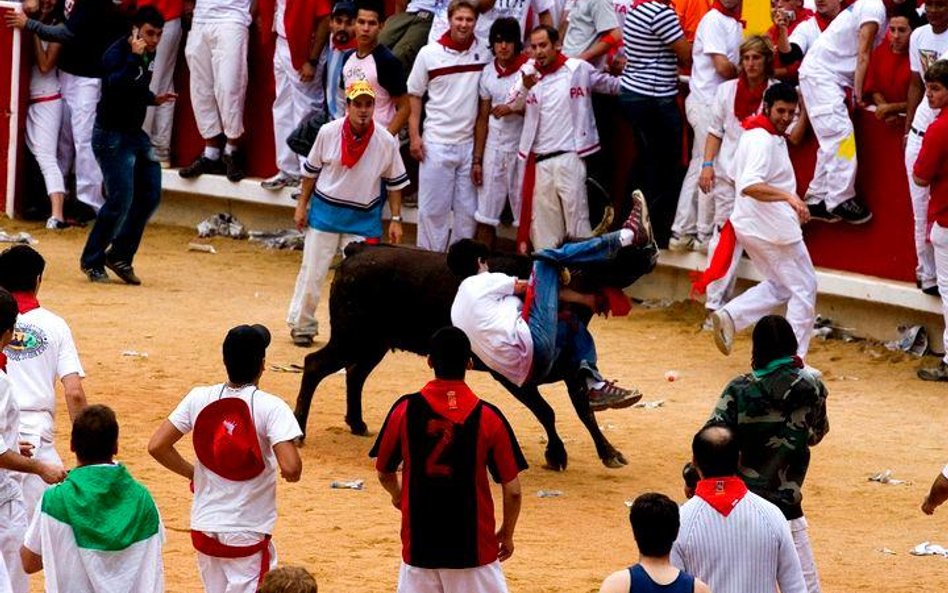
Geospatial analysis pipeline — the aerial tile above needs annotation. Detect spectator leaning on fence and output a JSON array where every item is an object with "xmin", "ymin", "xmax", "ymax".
[{"xmin": 863, "ymin": 13, "xmax": 914, "ymax": 121}]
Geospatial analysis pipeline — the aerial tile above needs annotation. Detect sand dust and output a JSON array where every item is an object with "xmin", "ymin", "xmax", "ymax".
[{"xmin": 10, "ymin": 220, "xmax": 948, "ymax": 592}]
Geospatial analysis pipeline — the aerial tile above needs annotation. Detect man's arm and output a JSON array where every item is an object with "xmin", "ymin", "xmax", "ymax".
[
  {"xmin": 742, "ymin": 182, "xmax": 810, "ymax": 223},
  {"xmin": 0, "ymin": 450, "xmax": 64, "ymax": 484},
  {"xmin": 147, "ymin": 420, "xmax": 194, "ymax": 481},
  {"xmin": 408, "ymin": 95, "xmax": 425, "ymax": 161},
  {"xmin": 378, "ymin": 471, "xmax": 401, "ymax": 509},
  {"xmin": 698, "ymin": 133, "xmax": 722, "ymax": 194},
  {"xmin": 272, "ymin": 441, "xmax": 302, "ymax": 482},
  {"xmin": 710, "ymin": 53, "xmax": 737, "ymax": 79},
  {"xmin": 669, "ymin": 37, "xmax": 693, "ymax": 68},
  {"xmin": 906, "ymin": 73, "xmax": 925, "ymax": 135},
  {"xmin": 853, "ymin": 22, "xmax": 880, "ymax": 106},
  {"xmin": 598, "ymin": 570, "xmax": 630, "ymax": 593},
  {"xmin": 922, "ymin": 469, "xmax": 948, "ymax": 514},
  {"xmin": 295, "ymin": 176, "xmax": 316, "ymax": 229},
  {"xmin": 33, "ymin": 37, "xmax": 60, "ymax": 74},
  {"xmin": 386, "ymin": 188, "xmax": 404, "ymax": 244},
  {"xmin": 579, "ymin": 28, "xmax": 621, "ymax": 63},
  {"xmin": 775, "ymin": 521, "xmax": 808, "ymax": 593},
  {"xmin": 61, "ymin": 374, "xmax": 87, "ymax": 422},
  {"xmin": 20, "ymin": 547, "xmax": 42, "ymax": 574},
  {"xmin": 473, "ymin": 98, "xmax": 491, "ymax": 187},
  {"xmin": 389, "ymin": 94, "xmax": 411, "ymax": 136},
  {"xmin": 496, "ymin": 477, "xmax": 522, "ymax": 561}
]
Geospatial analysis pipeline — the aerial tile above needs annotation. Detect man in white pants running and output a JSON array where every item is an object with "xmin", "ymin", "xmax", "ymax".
[
  {"xmin": 408, "ymin": 0, "xmax": 487, "ymax": 252},
  {"xmin": 140, "ymin": 0, "xmax": 185, "ymax": 167},
  {"xmin": 711, "ymin": 83, "xmax": 817, "ymax": 363}
]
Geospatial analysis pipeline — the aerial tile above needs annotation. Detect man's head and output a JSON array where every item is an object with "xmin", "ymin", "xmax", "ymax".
[
  {"xmin": 490, "ymin": 17, "xmax": 522, "ymax": 61},
  {"xmin": 529, "ymin": 25, "xmax": 560, "ymax": 67},
  {"xmin": 222, "ymin": 324, "xmax": 271, "ymax": 385},
  {"xmin": 132, "ymin": 5, "xmax": 164, "ymax": 53},
  {"xmin": 692, "ymin": 425, "xmax": 740, "ymax": 479},
  {"xmin": 739, "ymin": 35, "xmax": 774, "ymax": 82},
  {"xmin": 814, "ymin": 0, "xmax": 841, "ymax": 17},
  {"xmin": 925, "ymin": 60, "xmax": 948, "ymax": 110},
  {"xmin": 0, "ymin": 245, "xmax": 45, "ymax": 295},
  {"xmin": 927, "ymin": 0, "xmax": 948, "ymax": 33},
  {"xmin": 354, "ymin": 1, "xmax": 384, "ymax": 49},
  {"xmin": 330, "ymin": 1, "xmax": 356, "ymax": 45},
  {"xmin": 448, "ymin": 0, "xmax": 477, "ymax": 43},
  {"xmin": 774, "ymin": 0, "xmax": 802, "ymax": 12},
  {"xmin": 345, "ymin": 81, "xmax": 376, "ymax": 129},
  {"xmin": 628, "ymin": 493, "xmax": 680, "ymax": 559},
  {"xmin": 71, "ymin": 405, "xmax": 119, "ymax": 466},
  {"xmin": 751, "ymin": 315, "xmax": 798, "ymax": 370},
  {"xmin": 887, "ymin": 16, "xmax": 912, "ymax": 53},
  {"xmin": 0, "ymin": 289, "xmax": 17, "ymax": 350},
  {"xmin": 259, "ymin": 566, "xmax": 318, "ymax": 593},
  {"xmin": 719, "ymin": 0, "xmax": 741, "ymax": 9},
  {"xmin": 447, "ymin": 239, "xmax": 490, "ymax": 279},
  {"xmin": 427, "ymin": 326, "xmax": 473, "ymax": 380},
  {"xmin": 762, "ymin": 82, "xmax": 798, "ymax": 135}
]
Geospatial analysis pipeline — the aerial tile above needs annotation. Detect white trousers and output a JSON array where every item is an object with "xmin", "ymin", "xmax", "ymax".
[
  {"xmin": 396, "ymin": 560, "xmax": 509, "ymax": 593},
  {"xmin": 417, "ymin": 141, "xmax": 477, "ymax": 252},
  {"xmin": 722, "ymin": 233, "xmax": 817, "ymax": 359},
  {"xmin": 59, "ymin": 72, "xmax": 103, "ymax": 210},
  {"xmin": 905, "ymin": 132, "xmax": 937, "ymax": 287},
  {"xmin": 672, "ymin": 94, "xmax": 715, "ymax": 240},
  {"xmin": 705, "ymin": 175, "xmax": 742, "ymax": 311},
  {"xmin": 273, "ymin": 36, "xmax": 323, "ymax": 178},
  {"xmin": 15, "ymin": 437, "xmax": 62, "ymax": 520},
  {"xmin": 930, "ymin": 223, "xmax": 948, "ymax": 364},
  {"xmin": 26, "ymin": 99, "xmax": 65, "ymax": 195},
  {"xmin": 197, "ymin": 532, "xmax": 277, "ymax": 593},
  {"xmin": 143, "ymin": 17, "xmax": 182, "ymax": 157},
  {"xmin": 286, "ymin": 228, "xmax": 363, "ymax": 337},
  {"xmin": 789, "ymin": 517, "xmax": 822, "ymax": 593},
  {"xmin": 475, "ymin": 144, "xmax": 523, "ymax": 227},
  {"xmin": 185, "ymin": 22, "xmax": 249, "ymax": 140},
  {"xmin": 799, "ymin": 73, "xmax": 856, "ymax": 209},
  {"xmin": 0, "ymin": 499, "xmax": 28, "ymax": 593},
  {"xmin": 530, "ymin": 151, "xmax": 592, "ymax": 250}
]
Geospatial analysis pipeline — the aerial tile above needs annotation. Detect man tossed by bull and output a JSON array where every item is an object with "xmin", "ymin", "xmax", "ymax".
[{"xmin": 449, "ymin": 192, "xmax": 654, "ymax": 411}]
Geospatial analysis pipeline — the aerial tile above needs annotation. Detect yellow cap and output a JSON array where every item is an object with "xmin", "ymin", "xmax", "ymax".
[{"xmin": 345, "ymin": 81, "xmax": 376, "ymax": 101}]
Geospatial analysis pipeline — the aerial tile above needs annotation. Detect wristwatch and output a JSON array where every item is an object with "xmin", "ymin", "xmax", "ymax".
[{"xmin": 391, "ymin": 215, "xmax": 403, "ymax": 222}]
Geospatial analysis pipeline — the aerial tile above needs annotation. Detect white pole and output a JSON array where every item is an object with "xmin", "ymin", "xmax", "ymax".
[{"xmin": 2, "ymin": 1, "xmax": 22, "ymax": 219}]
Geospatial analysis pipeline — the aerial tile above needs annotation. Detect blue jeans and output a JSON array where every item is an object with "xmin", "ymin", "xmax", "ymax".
[
  {"xmin": 81, "ymin": 126, "xmax": 162, "ymax": 269},
  {"xmin": 527, "ymin": 232, "xmax": 622, "ymax": 382}
]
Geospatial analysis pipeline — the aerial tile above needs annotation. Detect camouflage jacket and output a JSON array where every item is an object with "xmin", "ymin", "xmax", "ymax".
[{"xmin": 705, "ymin": 359, "xmax": 829, "ymax": 520}]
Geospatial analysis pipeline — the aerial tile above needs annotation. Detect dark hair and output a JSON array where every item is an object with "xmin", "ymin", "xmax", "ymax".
[
  {"xmin": 447, "ymin": 239, "xmax": 489, "ymax": 279},
  {"xmin": 925, "ymin": 60, "xmax": 948, "ymax": 87},
  {"xmin": 692, "ymin": 426, "xmax": 739, "ymax": 478},
  {"xmin": 751, "ymin": 315, "xmax": 797, "ymax": 370},
  {"xmin": 682, "ymin": 462, "xmax": 700, "ymax": 491},
  {"xmin": 629, "ymin": 493, "xmax": 680, "ymax": 557},
  {"xmin": 355, "ymin": 0, "xmax": 385, "ymax": 22},
  {"xmin": 490, "ymin": 17, "xmax": 523, "ymax": 54},
  {"xmin": 0, "ymin": 245, "xmax": 45, "ymax": 293},
  {"xmin": 132, "ymin": 5, "xmax": 165, "ymax": 28},
  {"xmin": 763, "ymin": 81, "xmax": 798, "ymax": 108},
  {"xmin": 71, "ymin": 405, "xmax": 119, "ymax": 464},
  {"xmin": 223, "ymin": 324, "xmax": 271, "ymax": 384},
  {"xmin": 429, "ymin": 326, "xmax": 471, "ymax": 380},
  {"xmin": 530, "ymin": 24, "xmax": 559, "ymax": 44},
  {"xmin": 889, "ymin": 0, "xmax": 925, "ymax": 29},
  {"xmin": 0, "ymin": 289, "xmax": 16, "ymax": 335}
]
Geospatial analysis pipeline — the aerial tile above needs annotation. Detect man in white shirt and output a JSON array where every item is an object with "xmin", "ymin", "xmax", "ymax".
[
  {"xmin": 905, "ymin": 0, "xmax": 948, "ymax": 295},
  {"xmin": 670, "ymin": 0, "xmax": 742, "ymax": 254},
  {"xmin": 148, "ymin": 324, "xmax": 303, "ymax": 593},
  {"xmin": 709, "ymin": 83, "xmax": 817, "ymax": 362},
  {"xmin": 561, "ymin": 0, "xmax": 620, "ymax": 64},
  {"xmin": 0, "ymin": 246, "xmax": 86, "ymax": 518},
  {"xmin": 774, "ymin": 0, "xmax": 844, "ymax": 71},
  {"xmin": 672, "ymin": 426, "xmax": 807, "ymax": 593},
  {"xmin": 408, "ymin": 0, "xmax": 488, "ymax": 252}
]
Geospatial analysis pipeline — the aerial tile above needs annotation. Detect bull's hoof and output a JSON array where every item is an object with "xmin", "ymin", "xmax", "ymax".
[
  {"xmin": 542, "ymin": 443, "xmax": 568, "ymax": 471},
  {"xmin": 348, "ymin": 421, "xmax": 370, "ymax": 436},
  {"xmin": 601, "ymin": 451, "xmax": 628, "ymax": 469}
]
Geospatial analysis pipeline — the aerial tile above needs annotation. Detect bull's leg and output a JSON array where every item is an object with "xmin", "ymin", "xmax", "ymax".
[
  {"xmin": 495, "ymin": 375, "xmax": 568, "ymax": 471},
  {"xmin": 564, "ymin": 376, "xmax": 628, "ymax": 469},
  {"xmin": 294, "ymin": 340, "xmax": 348, "ymax": 444},
  {"xmin": 344, "ymin": 347, "xmax": 388, "ymax": 436}
]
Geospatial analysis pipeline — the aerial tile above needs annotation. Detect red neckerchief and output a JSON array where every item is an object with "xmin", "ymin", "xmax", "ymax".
[
  {"xmin": 420, "ymin": 379, "xmax": 480, "ymax": 423},
  {"xmin": 11, "ymin": 292, "xmax": 39, "ymax": 314},
  {"xmin": 734, "ymin": 74, "xmax": 766, "ymax": 121},
  {"xmin": 742, "ymin": 112, "xmax": 782, "ymax": 136},
  {"xmin": 332, "ymin": 38, "xmax": 358, "ymax": 52},
  {"xmin": 438, "ymin": 30, "xmax": 475, "ymax": 52},
  {"xmin": 813, "ymin": 10, "xmax": 835, "ymax": 32},
  {"xmin": 340, "ymin": 118, "xmax": 375, "ymax": 168},
  {"xmin": 535, "ymin": 52, "xmax": 569, "ymax": 76},
  {"xmin": 695, "ymin": 476, "xmax": 749, "ymax": 517},
  {"xmin": 495, "ymin": 53, "xmax": 529, "ymax": 78},
  {"xmin": 712, "ymin": 1, "xmax": 746, "ymax": 28}
]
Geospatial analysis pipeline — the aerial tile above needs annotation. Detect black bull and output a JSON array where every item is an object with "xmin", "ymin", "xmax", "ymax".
[{"xmin": 293, "ymin": 240, "xmax": 658, "ymax": 470}]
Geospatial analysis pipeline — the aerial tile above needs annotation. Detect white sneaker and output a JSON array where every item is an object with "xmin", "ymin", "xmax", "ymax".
[
  {"xmin": 668, "ymin": 233, "xmax": 694, "ymax": 252},
  {"xmin": 693, "ymin": 237, "xmax": 709, "ymax": 255},
  {"xmin": 711, "ymin": 309, "xmax": 734, "ymax": 355},
  {"xmin": 46, "ymin": 217, "xmax": 67, "ymax": 230}
]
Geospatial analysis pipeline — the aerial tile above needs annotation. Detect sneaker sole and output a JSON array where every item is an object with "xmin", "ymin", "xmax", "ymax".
[
  {"xmin": 589, "ymin": 389, "xmax": 644, "ymax": 412},
  {"xmin": 104, "ymin": 261, "xmax": 141, "ymax": 285},
  {"xmin": 711, "ymin": 311, "xmax": 733, "ymax": 355},
  {"xmin": 917, "ymin": 369, "xmax": 948, "ymax": 381},
  {"xmin": 836, "ymin": 213, "xmax": 873, "ymax": 225},
  {"xmin": 632, "ymin": 190, "xmax": 654, "ymax": 246}
]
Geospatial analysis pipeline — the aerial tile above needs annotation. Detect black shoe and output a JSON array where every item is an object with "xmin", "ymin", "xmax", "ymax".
[
  {"xmin": 829, "ymin": 198, "xmax": 872, "ymax": 224},
  {"xmin": 918, "ymin": 361, "xmax": 948, "ymax": 382},
  {"xmin": 82, "ymin": 267, "xmax": 110, "ymax": 283},
  {"xmin": 222, "ymin": 153, "xmax": 245, "ymax": 182},
  {"xmin": 807, "ymin": 201, "xmax": 841, "ymax": 223},
  {"xmin": 922, "ymin": 285, "xmax": 941, "ymax": 297},
  {"xmin": 179, "ymin": 156, "xmax": 224, "ymax": 179},
  {"xmin": 105, "ymin": 259, "xmax": 141, "ymax": 285}
]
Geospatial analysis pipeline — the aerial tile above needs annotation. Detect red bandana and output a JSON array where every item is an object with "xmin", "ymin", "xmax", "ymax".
[
  {"xmin": 438, "ymin": 30, "xmax": 475, "ymax": 52},
  {"xmin": 742, "ymin": 113, "xmax": 781, "ymax": 136},
  {"xmin": 695, "ymin": 476, "xmax": 749, "ymax": 517},
  {"xmin": 495, "ymin": 53, "xmax": 529, "ymax": 78},
  {"xmin": 340, "ymin": 118, "xmax": 375, "ymax": 168},
  {"xmin": 712, "ymin": 1, "xmax": 746, "ymax": 28},
  {"xmin": 11, "ymin": 292, "xmax": 39, "ymax": 314},
  {"xmin": 535, "ymin": 52, "xmax": 569, "ymax": 76},
  {"xmin": 813, "ymin": 10, "xmax": 835, "ymax": 32},
  {"xmin": 734, "ymin": 74, "xmax": 766, "ymax": 121}
]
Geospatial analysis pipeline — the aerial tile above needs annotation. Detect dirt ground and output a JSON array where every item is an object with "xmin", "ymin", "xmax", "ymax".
[{"xmin": 9, "ymin": 219, "xmax": 948, "ymax": 592}]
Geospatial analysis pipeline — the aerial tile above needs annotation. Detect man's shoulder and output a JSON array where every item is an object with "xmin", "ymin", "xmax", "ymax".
[
  {"xmin": 741, "ymin": 490, "xmax": 790, "ymax": 524},
  {"xmin": 373, "ymin": 43, "xmax": 400, "ymax": 65}
]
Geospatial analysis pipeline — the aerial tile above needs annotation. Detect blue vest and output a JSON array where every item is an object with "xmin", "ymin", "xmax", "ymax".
[{"xmin": 628, "ymin": 564, "xmax": 694, "ymax": 593}]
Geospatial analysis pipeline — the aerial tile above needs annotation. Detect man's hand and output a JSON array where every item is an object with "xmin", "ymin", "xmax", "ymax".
[
  {"xmin": 4, "ymin": 11, "xmax": 28, "ymax": 29},
  {"xmin": 922, "ymin": 495, "xmax": 938, "ymax": 515},
  {"xmin": 788, "ymin": 194, "xmax": 810, "ymax": 224},
  {"xmin": 496, "ymin": 527, "xmax": 515, "ymax": 561},
  {"xmin": 771, "ymin": 8, "xmax": 789, "ymax": 30},
  {"xmin": 410, "ymin": 136, "xmax": 425, "ymax": 162},
  {"xmin": 388, "ymin": 221, "xmax": 403, "ymax": 244},
  {"xmin": 154, "ymin": 92, "xmax": 178, "ymax": 105},
  {"xmin": 522, "ymin": 71, "xmax": 539, "ymax": 90},
  {"xmin": 294, "ymin": 202, "xmax": 308, "ymax": 231},
  {"xmin": 491, "ymin": 104, "xmax": 514, "ymax": 119},
  {"xmin": 471, "ymin": 162, "xmax": 483, "ymax": 186},
  {"xmin": 129, "ymin": 29, "xmax": 147, "ymax": 55},
  {"xmin": 18, "ymin": 441, "xmax": 34, "ymax": 458},
  {"xmin": 37, "ymin": 462, "xmax": 66, "ymax": 485},
  {"xmin": 698, "ymin": 166, "xmax": 715, "ymax": 194},
  {"xmin": 299, "ymin": 61, "xmax": 316, "ymax": 83},
  {"xmin": 609, "ymin": 54, "xmax": 626, "ymax": 76}
]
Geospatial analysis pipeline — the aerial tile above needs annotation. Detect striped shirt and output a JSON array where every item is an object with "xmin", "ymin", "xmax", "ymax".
[
  {"xmin": 671, "ymin": 491, "xmax": 807, "ymax": 593},
  {"xmin": 620, "ymin": 1, "xmax": 685, "ymax": 97}
]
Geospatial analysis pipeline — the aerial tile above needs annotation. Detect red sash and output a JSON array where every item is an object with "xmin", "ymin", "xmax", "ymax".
[
  {"xmin": 517, "ymin": 154, "xmax": 538, "ymax": 255},
  {"xmin": 191, "ymin": 531, "xmax": 272, "ymax": 586}
]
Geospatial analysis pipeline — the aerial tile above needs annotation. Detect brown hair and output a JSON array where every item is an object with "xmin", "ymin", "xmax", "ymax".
[
  {"xmin": 259, "ymin": 566, "xmax": 318, "ymax": 593},
  {"xmin": 925, "ymin": 59, "xmax": 948, "ymax": 87},
  {"xmin": 739, "ymin": 35, "xmax": 775, "ymax": 79},
  {"xmin": 448, "ymin": 0, "xmax": 478, "ymax": 18}
]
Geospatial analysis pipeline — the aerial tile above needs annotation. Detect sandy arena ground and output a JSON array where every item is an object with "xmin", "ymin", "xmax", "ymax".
[{"xmin": 8, "ymin": 219, "xmax": 948, "ymax": 592}]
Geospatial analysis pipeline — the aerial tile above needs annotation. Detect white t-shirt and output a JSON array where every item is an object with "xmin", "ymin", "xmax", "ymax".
[
  {"xmin": 408, "ymin": 42, "xmax": 487, "ymax": 144},
  {"xmin": 479, "ymin": 62, "xmax": 526, "ymax": 149},
  {"xmin": 799, "ymin": 0, "xmax": 886, "ymax": 86},
  {"xmin": 562, "ymin": 0, "xmax": 619, "ymax": 58},
  {"xmin": 451, "ymin": 272, "xmax": 534, "ymax": 387},
  {"xmin": 168, "ymin": 384, "xmax": 302, "ymax": 535},
  {"xmin": 5, "ymin": 307, "xmax": 84, "ymax": 443},
  {"xmin": 689, "ymin": 9, "xmax": 743, "ymax": 105},
  {"xmin": 787, "ymin": 16, "xmax": 823, "ymax": 58},
  {"xmin": 29, "ymin": 41, "xmax": 59, "ymax": 98},
  {"xmin": 0, "ymin": 372, "xmax": 22, "ymax": 505},
  {"xmin": 475, "ymin": 0, "xmax": 554, "ymax": 47},
  {"xmin": 342, "ymin": 48, "xmax": 402, "ymax": 129},
  {"xmin": 730, "ymin": 127, "xmax": 803, "ymax": 245},
  {"xmin": 707, "ymin": 79, "xmax": 775, "ymax": 182},
  {"xmin": 192, "ymin": 0, "xmax": 252, "ymax": 26},
  {"xmin": 909, "ymin": 29, "xmax": 948, "ymax": 132},
  {"xmin": 532, "ymin": 68, "xmax": 577, "ymax": 154}
]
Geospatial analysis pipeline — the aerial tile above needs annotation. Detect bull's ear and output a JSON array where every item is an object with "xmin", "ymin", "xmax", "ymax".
[{"xmin": 427, "ymin": 356, "xmax": 434, "ymax": 370}]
